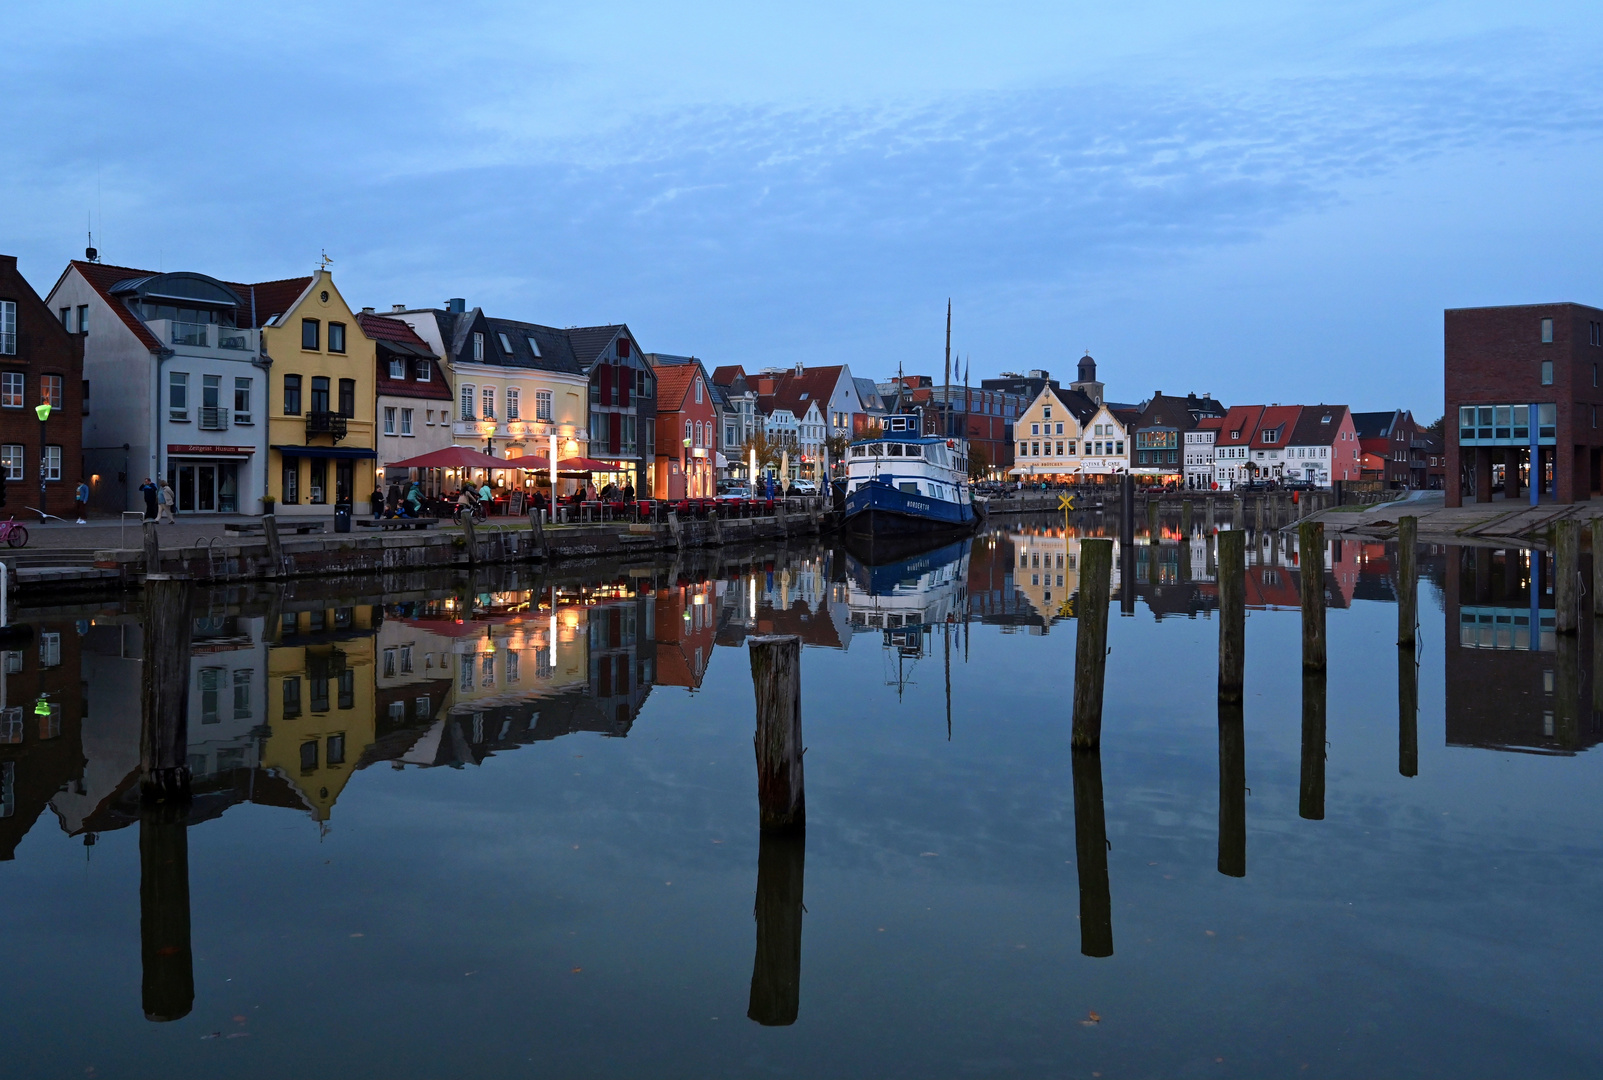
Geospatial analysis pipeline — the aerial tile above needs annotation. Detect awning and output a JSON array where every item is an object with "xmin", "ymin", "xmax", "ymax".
[
  {"xmin": 272, "ymin": 445, "xmax": 378, "ymax": 460},
  {"xmin": 557, "ymin": 456, "xmax": 619, "ymax": 473},
  {"xmin": 385, "ymin": 446, "xmax": 535, "ymax": 470}
]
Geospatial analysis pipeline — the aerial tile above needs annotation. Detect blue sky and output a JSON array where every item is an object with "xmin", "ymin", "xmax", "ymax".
[{"xmin": 4, "ymin": 1, "xmax": 1599, "ymax": 417}]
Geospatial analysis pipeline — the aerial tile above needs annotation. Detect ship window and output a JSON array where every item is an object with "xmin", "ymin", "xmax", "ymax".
[
  {"xmin": 851, "ymin": 445, "xmax": 866, "ymax": 457},
  {"xmin": 898, "ymin": 482, "xmax": 919, "ymax": 495},
  {"xmin": 888, "ymin": 443, "xmax": 903, "ymax": 456},
  {"xmin": 868, "ymin": 443, "xmax": 884, "ymax": 456},
  {"xmin": 904, "ymin": 444, "xmax": 922, "ymax": 458}
]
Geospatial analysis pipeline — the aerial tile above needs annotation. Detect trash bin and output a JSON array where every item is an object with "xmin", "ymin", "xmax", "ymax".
[{"xmin": 334, "ymin": 502, "xmax": 352, "ymax": 533}]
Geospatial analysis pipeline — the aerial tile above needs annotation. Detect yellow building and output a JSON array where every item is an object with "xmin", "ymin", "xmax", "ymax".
[
  {"xmin": 1010, "ymin": 528, "xmax": 1126, "ymax": 619},
  {"xmin": 261, "ymin": 269, "xmax": 377, "ymax": 517},
  {"xmin": 262, "ymin": 605, "xmax": 379, "ymax": 821},
  {"xmin": 1010, "ymin": 385, "xmax": 1129, "ymax": 483}
]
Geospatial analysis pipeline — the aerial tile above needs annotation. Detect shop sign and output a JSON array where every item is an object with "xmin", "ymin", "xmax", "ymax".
[{"xmin": 168, "ymin": 444, "xmax": 255, "ymax": 455}]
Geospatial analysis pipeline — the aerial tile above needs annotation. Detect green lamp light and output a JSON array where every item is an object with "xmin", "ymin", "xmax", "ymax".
[{"xmin": 34, "ymin": 403, "xmax": 51, "ymax": 422}]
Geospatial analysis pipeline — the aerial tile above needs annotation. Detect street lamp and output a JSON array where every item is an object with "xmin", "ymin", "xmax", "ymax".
[{"xmin": 34, "ymin": 402, "xmax": 51, "ymax": 515}]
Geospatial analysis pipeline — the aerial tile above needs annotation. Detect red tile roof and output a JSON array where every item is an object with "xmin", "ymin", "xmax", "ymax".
[
  {"xmin": 356, "ymin": 311, "xmax": 432, "ymax": 349},
  {"xmin": 710, "ymin": 365, "xmax": 746, "ymax": 386},
  {"xmin": 66, "ymin": 260, "xmax": 312, "ymax": 353},
  {"xmin": 652, "ymin": 364, "xmax": 700, "ymax": 412},
  {"xmin": 1248, "ymin": 406, "xmax": 1302, "ymax": 450},
  {"xmin": 69, "ymin": 260, "xmax": 163, "ymax": 350}
]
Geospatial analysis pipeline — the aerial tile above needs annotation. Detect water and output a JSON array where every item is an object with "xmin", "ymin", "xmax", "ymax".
[{"xmin": 2, "ymin": 518, "xmax": 1600, "ymax": 1078}]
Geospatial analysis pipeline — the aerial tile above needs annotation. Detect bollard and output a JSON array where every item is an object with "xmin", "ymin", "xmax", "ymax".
[
  {"xmin": 142, "ymin": 520, "xmax": 161, "ymax": 577},
  {"xmin": 1299, "ymin": 669, "xmax": 1326, "ymax": 821},
  {"xmin": 1398, "ymin": 646, "xmax": 1418, "ymax": 778},
  {"xmin": 1217, "ymin": 531, "xmax": 1245, "ymax": 702},
  {"xmin": 749, "ymin": 635, "xmax": 805, "ymax": 831},
  {"xmin": 1071, "ymin": 748, "xmax": 1113, "ymax": 958},
  {"xmin": 1397, "ymin": 516, "xmax": 1418, "ymax": 647},
  {"xmin": 1217, "ymin": 700, "xmax": 1246, "ymax": 878},
  {"xmin": 140, "ymin": 805, "xmax": 194, "ymax": 1022},
  {"xmin": 1071, "ymin": 539, "xmax": 1113, "ymax": 748},
  {"xmin": 1555, "ymin": 519, "xmax": 1579, "ymax": 634},
  {"xmin": 1299, "ymin": 520, "xmax": 1326, "ymax": 671},
  {"xmin": 140, "ymin": 575, "xmax": 194, "ymax": 802},
  {"xmin": 747, "ymin": 831, "xmax": 805, "ymax": 1026}
]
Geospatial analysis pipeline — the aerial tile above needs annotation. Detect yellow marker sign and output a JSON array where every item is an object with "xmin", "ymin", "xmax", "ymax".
[{"xmin": 1058, "ymin": 494, "xmax": 1075, "ymax": 511}]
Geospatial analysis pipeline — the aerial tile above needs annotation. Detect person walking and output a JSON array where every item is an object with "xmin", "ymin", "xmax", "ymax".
[
  {"xmin": 157, "ymin": 479, "xmax": 177, "ymax": 524},
  {"xmin": 139, "ymin": 478, "xmax": 159, "ymax": 520},
  {"xmin": 73, "ymin": 478, "xmax": 89, "ymax": 524},
  {"xmin": 369, "ymin": 485, "xmax": 385, "ymax": 520}
]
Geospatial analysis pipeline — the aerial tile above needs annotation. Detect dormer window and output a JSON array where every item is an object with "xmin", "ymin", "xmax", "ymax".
[
  {"xmin": 1263, "ymin": 429, "xmax": 1278, "ymax": 444},
  {"xmin": 1320, "ymin": 415, "xmax": 1331, "ymax": 423},
  {"xmin": 389, "ymin": 358, "xmax": 405, "ymax": 379},
  {"xmin": 498, "ymin": 332, "xmax": 514, "ymax": 354},
  {"xmin": 1231, "ymin": 431, "xmax": 1241, "ymax": 440},
  {"xmin": 525, "ymin": 335, "xmax": 541, "ymax": 358}
]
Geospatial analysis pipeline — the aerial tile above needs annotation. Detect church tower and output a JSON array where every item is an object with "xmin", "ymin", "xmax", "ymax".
[{"xmin": 1071, "ymin": 352, "xmax": 1104, "ymax": 405}]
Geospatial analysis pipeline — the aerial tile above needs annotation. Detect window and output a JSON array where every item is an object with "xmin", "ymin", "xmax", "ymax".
[
  {"xmin": 40, "ymin": 446, "xmax": 59, "ymax": 481},
  {"xmin": 472, "ymin": 332, "xmax": 484, "ymax": 361},
  {"xmin": 234, "ymin": 377, "xmax": 252, "ymax": 423},
  {"xmin": 536, "ymin": 389, "xmax": 552, "ymax": 420},
  {"xmin": 0, "ymin": 301, "xmax": 13, "ymax": 354},
  {"xmin": 506, "ymin": 387, "xmax": 520, "ymax": 419},
  {"xmin": 328, "ymin": 322, "xmax": 346, "ymax": 353},
  {"xmin": 460, "ymin": 384, "xmax": 476, "ymax": 420},
  {"xmin": 1541, "ymin": 317, "xmax": 1553, "ymax": 343},
  {"xmin": 72, "ymin": 307, "xmax": 88, "ymax": 334},
  {"xmin": 311, "ymin": 376, "xmax": 330, "ymax": 413},
  {"xmin": 199, "ymin": 667, "xmax": 223, "ymax": 724},
  {"xmin": 498, "ymin": 332, "xmax": 514, "ymax": 354},
  {"xmin": 389, "ymin": 358, "xmax": 405, "ymax": 379},
  {"xmin": 482, "ymin": 385, "xmax": 496, "ymax": 419},
  {"xmin": 400, "ymin": 645, "xmax": 412, "ymax": 674},
  {"xmin": 0, "ymin": 446, "xmax": 21, "ymax": 481},
  {"xmin": 695, "ymin": 379, "xmax": 703, "ymax": 404},
  {"xmin": 525, "ymin": 335, "xmax": 542, "ymax": 357},
  {"xmin": 60, "ymin": 307, "xmax": 70, "ymax": 328},
  {"xmin": 327, "ymin": 734, "xmax": 346, "ymax": 766},
  {"xmin": 233, "ymin": 670, "xmax": 252, "ymax": 719},
  {"xmin": 281, "ymin": 460, "xmax": 299, "ymax": 503},
  {"xmin": 425, "ymin": 409, "xmax": 435, "ymax": 426},
  {"xmin": 1044, "ymin": 406, "xmax": 1052, "ymax": 419},
  {"xmin": 1542, "ymin": 360, "xmax": 1553, "ymax": 386},
  {"xmin": 300, "ymin": 740, "xmax": 318, "ymax": 772},
  {"xmin": 384, "ymin": 407, "xmax": 397, "ymax": 435},
  {"xmin": 309, "ymin": 459, "xmax": 326, "ymax": 504},
  {"xmin": 1031, "ymin": 424, "xmax": 1039, "ymax": 435},
  {"xmin": 283, "ymin": 373, "xmax": 302, "ymax": 415},
  {"xmin": 169, "ymin": 371, "xmax": 188, "ymax": 420},
  {"xmin": 684, "ymin": 420, "xmax": 692, "ymax": 447},
  {"xmin": 400, "ymin": 408, "xmax": 413, "ymax": 435},
  {"xmin": 415, "ymin": 359, "xmax": 431, "ymax": 381},
  {"xmin": 0, "ymin": 372, "xmax": 21, "ymax": 408},
  {"xmin": 302, "ymin": 318, "xmax": 319, "ymax": 350},
  {"xmin": 338, "ymin": 378, "xmax": 355, "ymax": 417}
]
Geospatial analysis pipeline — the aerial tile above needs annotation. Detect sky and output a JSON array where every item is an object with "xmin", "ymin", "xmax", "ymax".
[{"xmin": 3, "ymin": 1, "xmax": 1600, "ymax": 419}]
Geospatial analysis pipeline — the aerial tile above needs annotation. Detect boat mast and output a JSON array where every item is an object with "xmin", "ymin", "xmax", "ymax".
[{"xmin": 943, "ymin": 299, "xmax": 951, "ymax": 436}]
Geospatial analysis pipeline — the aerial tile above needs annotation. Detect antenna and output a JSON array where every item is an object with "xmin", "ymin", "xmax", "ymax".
[{"xmin": 85, "ymin": 213, "xmax": 97, "ymax": 263}]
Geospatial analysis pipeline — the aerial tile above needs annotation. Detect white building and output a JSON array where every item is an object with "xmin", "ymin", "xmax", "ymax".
[{"xmin": 1185, "ymin": 418, "xmax": 1220, "ymax": 490}]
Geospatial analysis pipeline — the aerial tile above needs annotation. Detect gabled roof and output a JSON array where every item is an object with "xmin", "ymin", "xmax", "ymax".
[
  {"xmin": 63, "ymin": 259, "xmax": 313, "ymax": 353},
  {"xmin": 566, "ymin": 324, "xmax": 628, "ymax": 369},
  {"xmin": 652, "ymin": 364, "xmax": 703, "ymax": 413},
  {"xmin": 1350, "ymin": 410, "xmax": 1401, "ymax": 440},
  {"xmin": 1218, "ymin": 405, "xmax": 1266, "ymax": 444},
  {"xmin": 1248, "ymin": 406, "xmax": 1302, "ymax": 449},
  {"xmin": 356, "ymin": 311, "xmax": 435, "ymax": 355},
  {"xmin": 1135, "ymin": 392, "xmax": 1201, "ymax": 431},
  {"xmin": 1195, "ymin": 415, "xmax": 1225, "ymax": 432},
  {"xmin": 711, "ymin": 365, "xmax": 746, "ymax": 386},
  {"xmin": 1288, "ymin": 405, "xmax": 1350, "ymax": 447}
]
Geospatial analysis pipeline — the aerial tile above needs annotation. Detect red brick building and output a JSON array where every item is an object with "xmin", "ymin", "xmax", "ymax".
[
  {"xmin": 1446, "ymin": 302, "xmax": 1603, "ymax": 506},
  {"xmin": 0, "ymin": 255, "xmax": 84, "ymax": 518},
  {"xmin": 648, "ymin": 360, "xmax": 718, "ymax": 499}
]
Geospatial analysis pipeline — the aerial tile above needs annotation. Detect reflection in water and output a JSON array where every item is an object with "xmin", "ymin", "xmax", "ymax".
[
  {"xmin": 747, "ymin": 831, "xmax": 806, "ymax": 1027},
  {"xmin": 1299, "ymin": 669, "xmax": 1326, "ymax": 822},
  {"xmin": 1217, "ymin": 701, "xmax": 1246, "ymax": 878},
  {"xmin": 138, "ymin": 806, "xmax": 192, "ymax": 1022},
  {"xmin": 1070, "ymin": 748, "xmax": 1113, "ymax": 958},
  {"xmin": 1399, "ymin": 647, "xmax": 1419, "ymax": 778}
]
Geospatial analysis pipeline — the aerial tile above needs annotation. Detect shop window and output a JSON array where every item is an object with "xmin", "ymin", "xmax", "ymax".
[
  {"xmin": 281, "ymin": 460, "xmax": 299, "ymax": 503},
  {"xmin": 309, "ymin": 459, "xmax": 327, "ymax": 504}
]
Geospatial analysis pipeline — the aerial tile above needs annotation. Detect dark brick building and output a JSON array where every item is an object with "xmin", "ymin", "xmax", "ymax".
[
  {"xmin": 0, "ymin": 255, "xmax": 84, "ymax": 518},
  {"xmin": 1446, "ymin": 302, "xmax": 1603, "ymax": 506}
]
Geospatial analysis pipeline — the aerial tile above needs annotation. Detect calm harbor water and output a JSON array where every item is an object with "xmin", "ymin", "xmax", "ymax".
[{"xmin": 1, "ymin": 516, "xmax": 1600, "ymax": 1078}]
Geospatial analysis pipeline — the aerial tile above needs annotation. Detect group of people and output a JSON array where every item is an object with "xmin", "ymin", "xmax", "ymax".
[
  {"xmin": 369, "ymin": 481, "xmax": 430, "ymax": 519},
  {"xmin": 138, "ymin": 477, "xmax": 177, "ymax": 524}
]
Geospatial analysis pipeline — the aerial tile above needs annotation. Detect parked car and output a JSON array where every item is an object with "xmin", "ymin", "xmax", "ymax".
[
  {"xmin": 717, "ymin": 482, "xmax": 751, "ymax": 501},
  {"xmin": 789, "ymin": 479, "xmax": 818, "ymax": 496}
]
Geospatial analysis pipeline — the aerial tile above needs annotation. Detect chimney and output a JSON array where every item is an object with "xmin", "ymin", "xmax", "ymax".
[
  {"xmin": 446, "ymin": 298, "xmax": 466, "ymax": 314},
  {"xmin": 391, "ymin": 304, "xmax": 406, "ymax": 313},
  {"xmin": 795, "ymin": 361, "xmax": 804, "ymax": 376},
  {"xmin": 361, "ymin": 306, "xmax": 375, "ymax": 314}
]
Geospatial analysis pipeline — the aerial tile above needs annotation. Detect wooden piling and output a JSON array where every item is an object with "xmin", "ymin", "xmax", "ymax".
[
  {"xmin": 1555, "ymin": 632, "xmax": 1580, "ymax": 750},
  {"xmin": 139, "ymin": 805, "xmax": 194, "ymax": 1022},
  {"xmin": 749, "ymin": 635, "xmax": 804, "ymax": 831},
  {"xmin": 1217, "ymin": 700, "xmax": 1246, "ymax": 878},
  {"xmin": 1555, "ymin": 519, "xmax": 1579, "ymax": 634},
  {"xmin": 1299, "ymin": 669, "xmax": 1326, "ymax": 820},
  {"xmin": 1206, "ymin": 497, "xmax": 1216, "ymax": 534},
  {"xmin": 747, "ymin": 832, "xmax": 805, "ymax": 1026},
  {"xmin": 142, "ymin": 520, "xmax": 161, "ymax": 577},
  {"xmin": 1120, "ymin": 474, "xmax": 1135, "ymax": 546},
  {"xmin": 1398, "ymin": 646, "xmax": 1418, "ymax": 778},
  {"xmin": 1397, "ymin": 516, "xmax": 1418, "ymax": 647},
  {"xmin": 261, "ymin": 513, "xmax": 283, "ymax": 576},
  {"xmin": 1299, "ymin": 520, "xmax": 1326, "ymax": 671},
  {"xmin": 1593, "ymin": 520, "xmax": 1603, "ymax": 616},
  {"xmin": 1146, "ymin": 497, "xmax": 1160, "ymax": 544},
  {"xmin": 1182, "ymin": 500, "xmax": 1193, "ymax": 538},
  {"xmin": 1071, "ymin": 747, "xmax": 1113, "ymax": 958},
  {"xmin": 1071, "ymin": 538, "xmax": 1113, "ymax": 748},
  {"xmin": 140, "ymin": 575, "xmax": 194, "ymax": 802},
  {"xmin": 1217, "ymin": 530, "xmax": 1245, "ymax": 702}
]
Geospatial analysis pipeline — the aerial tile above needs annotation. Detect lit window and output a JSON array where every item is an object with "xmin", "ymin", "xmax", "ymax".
[
  {"xmin": 460, "ymin": 384, "xmax": 476, "ymax": 420},
  {"xmin": 536, "ymin": 390, "xmax": 552, "ymax": 420},
  {"xmin": 506, "ymin": 388, "xmax": 520, "ymax": 419},
  {"xmin": 482, "ymin": 386, "xmax": 495, "ymax": 419},
  {"xmin": 0, "ymin": 446, "xmax": 21, "ymax": 480}
]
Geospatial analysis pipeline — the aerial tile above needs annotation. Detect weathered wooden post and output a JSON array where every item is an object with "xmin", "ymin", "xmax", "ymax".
[
  {"xmin": 1398, "ymin": 645, "xmax": 1418, "ymax": 778},
  {"xmin": 1118, "ymin": 539, "xmax": 1136, "ymax": 617},
  {"xmin": 1072, "ymin": 538, "xmax": 1113, "ymax": 748},
  {"xmin": 1071, "ymin": 747, "xmax": 1113, "ymax": 957},
  {"xmin": 1119, "ymin": 474, "xmax": 1135, "ymax": 547},
  {"xmin": 1592, "ymin": 519, "xmax": 1603, "ymax": 616},
  {"xmin": 142, "ymin": 519, "xmax": 161, "ymax": 577},
  {"xmin": 261, "ymin": 512, "xmax": 284, "ymax": 577},
  {"xmin": 1181, "ymin": 499, "xmax": 1193, "ymax": 538},
  {"xmin": 1299, "ymin": 669, "xmax": 1326, "ymax": 821},
  {"xmin": 1232, "ymin": 492, "xmax": 1243, "ymax": 531},
  {"xmin": 1299, "ymin": 520, "xmax": 1326, "ymax": 671},
  {"xmin": 1206, "ymin": 497, "xmax": 1216, "ymax": 534},
  {"xmin": 140, "ymin": 574, "xmax": 194, "ymax": 802},
  {"xmin": 1146, "ymin": 497, "xmax": 1160, "ymax": 544},
  {"xmin": 1555, "ymin": 519, "xmax": 1579, "ymax": 634},
  {"xmin": 749, "ymin": 635, "xmax": 804, "ymax": 831},
  {"xmin": 461, "ymin": 512, "xmax": 480, "ymax": 566},
  {"xmin": 1217, "ymin": 530, "xmax": 1245, "ymax": 702},
  {"xmin": 1397, "ymin": 516, "xmax": 1418, "ymax": 647},
  {"xmin": 139, "ymin": 805, "xmax": 194, "ymax": 1022},
  {"xmin": 1218, "ymin": 700, "xmax": 1246, "ymax": 878},
  {"xmin": 1555, "ymin": 632, "xmax": 1580, "ymax": 750},
  {"xmin": 747, "ymin": 831, "xmax": 805, "ymax": 1026}
]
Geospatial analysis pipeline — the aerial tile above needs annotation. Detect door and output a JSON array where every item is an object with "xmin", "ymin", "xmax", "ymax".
[
  {"xmin": 177, "ymin": 465, "xmax": 196, "ymax": 511},
  {"xmin": 197, "ymin": 465, "xmax": 216, "ymax": 511}
]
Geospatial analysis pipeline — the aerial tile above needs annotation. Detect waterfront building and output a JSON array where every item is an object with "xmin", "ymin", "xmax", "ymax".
[
  {"xmin": 710, "ymin": 365, "xmax": 760, "ymax": 480},
  {"xmin": 1353, "ymin": 409, "xmax": 1422, "ymax": 489},
  {"xmin": 1445, "ymin": 302, "xmax": 1603, "ymax": 506},
  {"xmin": 0, "ymin": 255, "xmax": 84, "ymax": 519},
  {"xmin": 648, "ymin": 359, "xmax": 719, "ymax": 498},
  {"xmin": 1186, "ymin": 417, "xmax": 1221, "ymax": 490},
  {"xmin": 1009, "ymin": 384, "xmax": 1129, "ymax": 483},
  {"xmin": 360, "ymin": 311, "xmax": 453, "ymax": 498},
  {"xmin": 1212, "ymin": 404, "xmax": 1361, "ymax": 490},
  {"xmin": 1130, "ymin": 392, "xmax": 1200, "ymax": 486},
  {"xmin": 47, "ymin": 257, "xmax": 296, "ymax": 515},
  {"xmin": 259, "ymin": 270, "xmax": 377, "ymax": 518}
]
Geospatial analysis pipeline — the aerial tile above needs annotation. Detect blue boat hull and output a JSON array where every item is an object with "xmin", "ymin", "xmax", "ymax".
[{"xmin": 843, "ymin": 480, "xmax": 976, "ymax": 538}]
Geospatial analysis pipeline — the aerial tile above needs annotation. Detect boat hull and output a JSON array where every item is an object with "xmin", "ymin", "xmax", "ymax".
[{"xmin": 843, "ymin": 481, "xmax": 977, "ymax": 541}]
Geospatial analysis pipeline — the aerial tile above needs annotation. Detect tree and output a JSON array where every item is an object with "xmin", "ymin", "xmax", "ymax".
[
  {"xmin": 824, "ymin": 432, "xmax": 851, "ymax": 478},
  {"xmin": 740, "ymin": 427, "xmax": 783, "ymax": 472},
  {"xmin": 1424, "ymin": 415, "xmax": 1445, "ymax": 436},
  {"xmin": 967, "ymin": 442, "xmax": 990, "ymax": 480}
]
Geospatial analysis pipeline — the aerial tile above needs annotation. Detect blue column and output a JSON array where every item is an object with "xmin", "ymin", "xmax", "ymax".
[
  {"xmin": 1531, "ymin": 548, "xmax": 1541, "ymax": 651},
  {"xmin": 1530, "ymin": 402, "xmax": 1540, "ymax": 506}
]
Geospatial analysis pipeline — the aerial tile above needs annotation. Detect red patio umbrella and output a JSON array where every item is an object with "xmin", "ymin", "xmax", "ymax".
[
  {"xmin": 386, "ymin": 446, "xmax": 550, "ymax": 470},
  {"xmin": 557, "ymin": 456, "xmax": 616, "ymax": 473}
]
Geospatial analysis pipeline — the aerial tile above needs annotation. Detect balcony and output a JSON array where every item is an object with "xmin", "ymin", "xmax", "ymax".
[
  {"xmin": 305, "ymin": 411, "xmax": 348, "ymax": 443},
  {"xmin": 147, "ymin": 319, "xmax": 258, "ymax": 356},
  {"xmin": 199, "ymin": 405, "xmax": 229, "ymax": 432}
]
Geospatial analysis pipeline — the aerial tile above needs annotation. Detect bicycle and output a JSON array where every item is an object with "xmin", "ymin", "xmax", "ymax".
[
  {"xmin": 451, "ymin": 503, "xmax": 487, "ymax": 526},
  {"xmin": 0, "ymin": 518, "xmax": 29, "ymax": 548}
]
